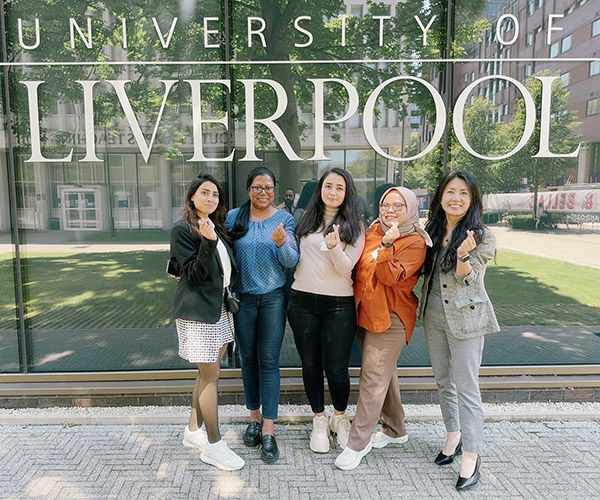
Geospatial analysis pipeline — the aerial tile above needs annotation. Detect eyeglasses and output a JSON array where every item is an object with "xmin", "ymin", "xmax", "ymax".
[
  {"xmin": 380, "ymin": 202, "xmax": 406, "ymax": 212},
  {"xmin": 250, "ymin": 186, "xmax": 275, "ymax": 194}
]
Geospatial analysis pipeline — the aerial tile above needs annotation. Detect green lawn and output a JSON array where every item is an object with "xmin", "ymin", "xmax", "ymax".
[{"xmin": 0, "ymin": 249, "xmax": 599, "ymax": 329}]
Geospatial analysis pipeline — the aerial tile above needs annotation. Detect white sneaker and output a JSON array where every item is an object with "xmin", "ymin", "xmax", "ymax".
[
  {"xmin": 371, "ymin": 430, "xmax": 408, "ymax": 449},
  {"xmin": 183, "ymin": 425, "xmax": 208, "ymax": 451},
  {"xmin": 200, "ymin": 439, "xmax": 245, "ymax": 471},
  {"xmin": 334, "ymin": 441, "xmax": 372, "ymax": 470},
  {"xmin": 329, "ymin": 413, "xmax": 351, "ymax": 449},
  {"xmin": 310, "ymin": 415, "xmax": 330, "ymax": 453}
]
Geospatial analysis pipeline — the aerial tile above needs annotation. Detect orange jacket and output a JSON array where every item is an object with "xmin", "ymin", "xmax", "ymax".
[{"xmin": 354, "ymin": 222, "xmax": 426, "ymax": 340}]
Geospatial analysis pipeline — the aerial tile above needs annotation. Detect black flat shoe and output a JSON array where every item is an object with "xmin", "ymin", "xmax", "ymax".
[
  {"xmin": 243, "ymin": 421, "xmax": 262, "ymax": 447},
  {"xmin": 456, "ymin": 455, "xmax": 481, "ymax": 491},
  {"xmin": 434, "ymin": 440, "xmax": 462, "ymax": 465},
  {"xmin": 260, "ymin": 434, "xmax": 279, "ymax": 463}
]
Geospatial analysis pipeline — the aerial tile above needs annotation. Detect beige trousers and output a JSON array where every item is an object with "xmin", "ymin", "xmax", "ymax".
[{"xmin": 347, "ymin": 313, "xmax": 407, "ymax": 451}]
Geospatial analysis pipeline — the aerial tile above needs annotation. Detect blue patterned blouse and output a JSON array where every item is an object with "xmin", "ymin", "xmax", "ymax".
[{"xmin": 226, "ymin": 208, "xmax": 299, "ymax": 295}]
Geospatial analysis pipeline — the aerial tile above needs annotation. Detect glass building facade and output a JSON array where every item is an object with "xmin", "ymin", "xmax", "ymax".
[{"xmin": 1, "ymin": 0, "xmax": 599, "ymax": 376}]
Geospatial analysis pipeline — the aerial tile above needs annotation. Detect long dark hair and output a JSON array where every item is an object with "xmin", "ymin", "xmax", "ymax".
[
  {"xmin": 424, "ymin": 170, "xmax": 485, "ymax": 274},
  {"xmin": 182, "ymin": 172, "xmax": 230, "ymax": 242},
  {"xmin": 295, "ymin": 168, "xmax": 365, "ymax": 245},
  {"xmin": 230, "ymin": 167, "xmax": 277, "ymax": 241}
]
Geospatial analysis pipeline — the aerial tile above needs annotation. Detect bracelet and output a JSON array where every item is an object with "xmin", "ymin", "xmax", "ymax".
[{"xmin": 457, "ymin": 253, "xmax": 470, "ymax": 262}]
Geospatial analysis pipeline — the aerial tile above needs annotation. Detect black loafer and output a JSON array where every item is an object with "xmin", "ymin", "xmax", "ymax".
[
  {"xmin": 456, "ymin": 455, "xmax": 481, "ymax": 490},
  {"xmin": 243, "ymin": 421, "xmax": 262, "ymax": 447},
  {"xmin": 260, "ymin": 434, "xmax": 279, "ymax": 463},
  {"xmin": 434, "ymin": 440, "xmax": 462, "ymax": 465}
]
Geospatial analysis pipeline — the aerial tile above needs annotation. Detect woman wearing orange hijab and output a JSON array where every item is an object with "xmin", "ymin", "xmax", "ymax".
[{"xmin": 335, "ymin": 186, "xmax": 431, "ymax": 470}]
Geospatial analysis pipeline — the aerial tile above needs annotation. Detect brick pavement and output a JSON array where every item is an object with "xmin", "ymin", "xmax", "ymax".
[{"xmin": 1, "ymin": 420, "xmax": 599, "ymax": 500}]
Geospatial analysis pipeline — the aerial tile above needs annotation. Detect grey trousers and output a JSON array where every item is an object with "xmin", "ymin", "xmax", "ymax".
[{"xmin": 424, "ymin": 308, "xmax": 485, "ymax": 454}]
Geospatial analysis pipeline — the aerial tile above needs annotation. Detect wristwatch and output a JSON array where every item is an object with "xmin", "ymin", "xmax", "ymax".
[
  {"xmin": 381, "ymin": 239, "xmax": 393, "ymax": 249},
  {"xmin": 457, "ymin": 253, "xmax": 470, "ymax": 262}
]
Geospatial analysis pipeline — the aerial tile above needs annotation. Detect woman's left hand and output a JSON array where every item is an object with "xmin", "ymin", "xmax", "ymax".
[
  {"xmin": 271, "ymin": 223, "xmax": 287, "ymax": 248},
  {"xmin": 325, "ymin": 224, "xmax": 341, "ymax": 249},
  {"xmin": 457, "ymin": 229, "xmax": 476, "ymax": 258}
]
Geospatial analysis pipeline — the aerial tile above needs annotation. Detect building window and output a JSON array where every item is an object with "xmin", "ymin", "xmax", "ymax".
[
  {"xmin": 560, "ymin": 72, "xmax": 570, "ymax": 86},
  {"xmin": 350, "ymin": 5, "xmax": 362, "ymax": 18},
  {"xmin": 564, "ymin": 4, "xmax": 574, "ymax": 16},
  {"xmin": 536, "ymin": 0, "xmax": 543, "ymax": 9},
  {"xmin": 550, "ymin": 41, "xmax": 559, "ymax": 58},
  {"xmin": 410, "ymin": 115, "xmax": 420, "ymax": 130},
  {"xmin": 527, "ymin": 0, "xmax": 534, "ymax": 16},
  {"xmin": 503, "ymin": 104, "xmax": 509, "ymax": 115},
  {"xmin": 561, "ymin": 35, "xmax": 572, "ymax": 53},
  {"xmin": 593, "ymin": 19, "xmax": 600, "ymax": 37},
  {"xmin": 587, "ymin": 98, "xmax": 599, "ymax": 116},
  {"xmin": 526, "ymin": 32, "xmax": 533, "ymax": 46},
  {"xmin": 577, "ymin": 0, "xmax": 588, "ymax": 7},
  {"xmin": 591, "ymin": 60, "xmax": 600, "ymax": 76},
  {"xmin": 524, "ymin": 64, "xmax": 533, "ymax": 78}
]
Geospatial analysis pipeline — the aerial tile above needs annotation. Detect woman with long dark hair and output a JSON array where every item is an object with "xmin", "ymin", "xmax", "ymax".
[
  {"xmin": 421, "ymin": 171, "xmax": 500, "ymax": 490},
  {"xmin": 170, "ymin": 173, "xmax": 244, "ymax": 471},
  {"xmin": 287, "ymin": 168, "xmax": 365, "ymax": 454},
  {"xmin": 225, "ymin": 166, "xmax": 298, "ymax": 463}
]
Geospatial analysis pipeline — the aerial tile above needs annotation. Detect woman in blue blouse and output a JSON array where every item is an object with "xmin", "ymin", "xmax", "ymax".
[{"xmin": 225, "ymin": 167, "xmax": 299, "ymax": 463}]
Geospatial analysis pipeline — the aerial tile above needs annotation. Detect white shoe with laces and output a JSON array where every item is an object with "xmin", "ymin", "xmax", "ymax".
[
  {"xmin": 371, "ymin": 430, "xmax": 408, "ymax": 449},
  {"xmin": 334, "ymin": 441, "xmax": 373, "ymax": 470},
  {"xmin": 183, "ymin": 425, "xmax": 208, "ymax": 451},
  {"xmin": 310, "ymin": 415, "xmax": 330, "ymax": 453},
  {"xmin": 329, "ymin": 413, "xmax": 351, "ymax": 449},
  {"xmin": 200, "ymin": 439, "xmax": 245, "ymax": 471}
]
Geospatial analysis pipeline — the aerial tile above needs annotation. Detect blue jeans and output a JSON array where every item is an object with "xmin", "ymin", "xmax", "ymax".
[
  {"xmin": 234, "ymin": 287, "xmax": 286, "ymax": 420},
  {"xmin": 287, "ymin": 290, "xmax": 357, "ymax": 414}
]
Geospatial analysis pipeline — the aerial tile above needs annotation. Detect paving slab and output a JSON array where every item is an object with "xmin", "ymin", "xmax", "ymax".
[{"xmin": 1, "ymin": 414, "xmax": 599, "ymax": 500}]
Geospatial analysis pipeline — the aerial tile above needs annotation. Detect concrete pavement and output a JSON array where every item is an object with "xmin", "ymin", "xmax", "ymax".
[
  {"xmin": 1, "ymin": 407, "xmax": 599, "ymax": 500},
  {"xmin": 490, "ymin": 225, "xmax": 600, "ymax": 268}
]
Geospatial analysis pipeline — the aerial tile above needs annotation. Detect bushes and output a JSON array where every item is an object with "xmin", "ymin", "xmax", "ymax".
[
  {"xmin": 505, "ymin": 214, "xmax": 537, "ymax": 230},
  {"xmin": 483, "ymin": 212, "xmax": 500, "ymax": 224}
]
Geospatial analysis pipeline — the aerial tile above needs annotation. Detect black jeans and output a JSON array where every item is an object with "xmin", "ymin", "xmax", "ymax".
[{"xmin": 287, "ymin": 289, "xmax": 357, "ymax": 414}]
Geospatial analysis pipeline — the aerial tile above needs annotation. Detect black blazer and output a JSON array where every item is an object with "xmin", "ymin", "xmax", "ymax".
[{"xmin": 170, "ymin": 218, "xmax": 237, "ymax": 323}]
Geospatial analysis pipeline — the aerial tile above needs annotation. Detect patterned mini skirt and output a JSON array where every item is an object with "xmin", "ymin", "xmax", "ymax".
[{"xmin": 175, "ymin": 299, "xmax": 234, "ymax": 363}]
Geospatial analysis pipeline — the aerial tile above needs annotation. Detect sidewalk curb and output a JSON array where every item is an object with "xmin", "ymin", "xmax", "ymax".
[{"xmin": 1, "ymin": 410, "xmax": 598, "ymax": 426}]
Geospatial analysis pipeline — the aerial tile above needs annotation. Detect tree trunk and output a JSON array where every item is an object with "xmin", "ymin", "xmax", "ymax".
[{"xmin": 261, "ymin": 1, "xmax": 303, "ymax": 191}]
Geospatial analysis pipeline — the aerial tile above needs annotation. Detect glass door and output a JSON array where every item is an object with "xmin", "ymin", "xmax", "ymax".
[{"xmin": 60, "ymin": 188, "xmax": 103, "ymax": 230}]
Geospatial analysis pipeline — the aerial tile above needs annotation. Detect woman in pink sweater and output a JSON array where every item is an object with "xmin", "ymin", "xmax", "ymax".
[{"xmin": 287, "ymin": 168, "xmax": 366, "ymax": 454}]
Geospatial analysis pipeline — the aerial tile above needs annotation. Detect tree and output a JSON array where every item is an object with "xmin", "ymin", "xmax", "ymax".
[
  {"xmin": 399, "ymin": 133, "xmax": 443, "ymax": 192},
  {"xmin": 448, "ymin": 97, "xmax": 502, "ymax": 192},
  {"xmin": 496, "ymin": 70, "xmax": 582, "ymax": 216}
]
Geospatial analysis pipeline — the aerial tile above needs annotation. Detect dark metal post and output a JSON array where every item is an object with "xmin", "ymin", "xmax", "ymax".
[{"xmin": 0, "ymin": 0, "xmax": 29, "ymax": 372}]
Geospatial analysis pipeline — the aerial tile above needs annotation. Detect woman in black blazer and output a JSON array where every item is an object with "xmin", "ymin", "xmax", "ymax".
[{"xmin": 170, "ymin": 173, "xmax": 244, "ymax": 471}]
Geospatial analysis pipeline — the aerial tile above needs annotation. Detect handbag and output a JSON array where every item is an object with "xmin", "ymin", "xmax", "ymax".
[{"xmin": 224, "ymin": 286, "xmax": 240, "ymax": 314}]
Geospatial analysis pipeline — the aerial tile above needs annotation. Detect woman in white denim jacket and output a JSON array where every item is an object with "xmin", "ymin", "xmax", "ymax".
[{"xmin": 420, "ymin": 171, "xmax": 500, "ymax": 491}]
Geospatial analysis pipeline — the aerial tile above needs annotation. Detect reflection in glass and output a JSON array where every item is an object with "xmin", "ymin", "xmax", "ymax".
[
  {"xmin": 0, "ymin": 0, "xmax": 598, "ymax": 372},
  {"xmin": 0, "ymin": 90, "xmax": 20, "ymax": 372}
]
